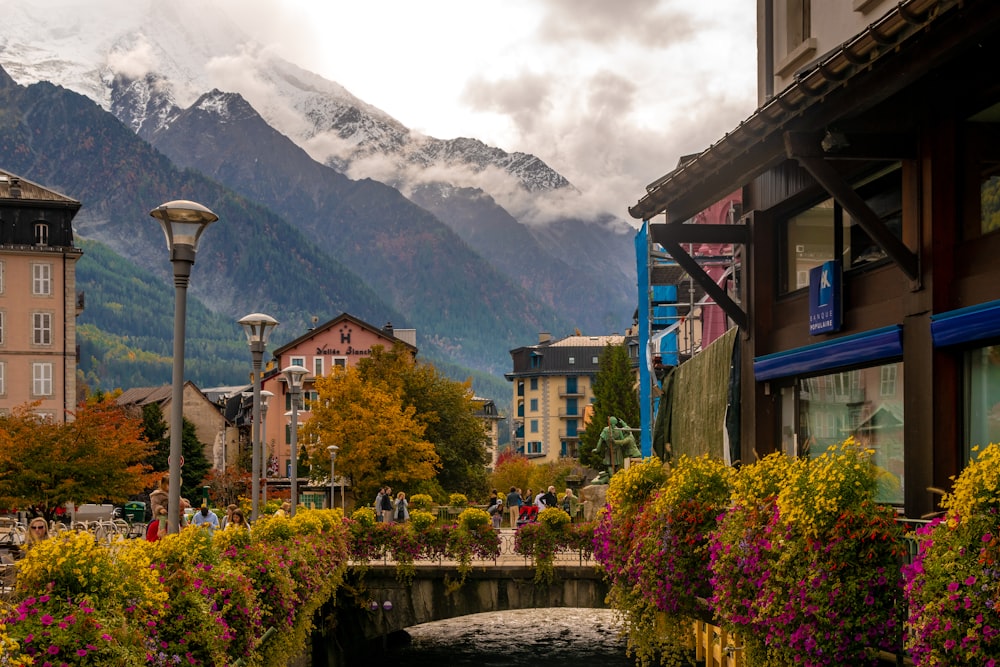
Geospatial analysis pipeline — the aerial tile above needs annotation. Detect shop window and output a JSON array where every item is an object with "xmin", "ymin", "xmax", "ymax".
[
  {"xmin": 965, "ymin": 104, "xmax": 1000, "ymax": 236},
  {"xmin": 781, "ymin": 165, "xmax": 902, "ymax": 293},
  {"xmin": 965, "ymin": 345, "xmax": 1000, "ymax": 462},
  {"xmin": 781, "ymin": 362, "xmax": 904, "ymax": 504}
]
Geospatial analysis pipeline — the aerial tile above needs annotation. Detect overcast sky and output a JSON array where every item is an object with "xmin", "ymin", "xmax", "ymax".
[{"xmin": 221, "ymin": 0, "xmax": 758, "ymax": 218}]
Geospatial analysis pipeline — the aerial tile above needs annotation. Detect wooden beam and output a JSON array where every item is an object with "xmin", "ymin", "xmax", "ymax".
[
  {"xmin": 649, "ymin": 222, "xmax": 749, "ymax": 246},
  {"xmin": 785, "ymin": 131, "xmax": 919, "ymax": 281},
  {"xmin": 661, "ymin": 240, "xmax": 747, "ymax": 329}
]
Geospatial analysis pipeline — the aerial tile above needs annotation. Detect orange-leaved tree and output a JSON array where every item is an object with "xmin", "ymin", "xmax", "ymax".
[
  {"xmin": 0, "ymin": 396, "xmax": 157, "ymax": 521},
  {"xmin": 301, "ymin": 366, "xmax": 440, "ymax": 504}
]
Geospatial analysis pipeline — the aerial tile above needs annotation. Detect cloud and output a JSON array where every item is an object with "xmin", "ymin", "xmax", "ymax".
[
  {"xmin": 105, "ymin": 35, "xmax": 158, "ymax": 80},
  {"xmin": 536, "ymin": 0, "xmax": 699, "ymax": 46}
]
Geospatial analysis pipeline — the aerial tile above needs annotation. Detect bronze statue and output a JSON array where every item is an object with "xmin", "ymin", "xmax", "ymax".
[{"xmin": 592, "ymin": 416, "xmax": 642, "ymax": 484}]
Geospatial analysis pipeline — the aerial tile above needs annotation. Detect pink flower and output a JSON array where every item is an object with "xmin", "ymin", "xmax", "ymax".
[{"xmin": 40, "ymin": 614, "xmax": 54, "ymax": 626}]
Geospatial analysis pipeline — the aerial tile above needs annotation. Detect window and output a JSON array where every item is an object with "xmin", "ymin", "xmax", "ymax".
[
  {"xmin": 34, "ymin": 222, "xmax": 48, "ymax": 246},
  {"xmin": 964, "ymin": 105, "xmax": 1000, "ymax": 236},
  {"xmin": 313, "ymin": 357, "xmax": 324, "ymax": 377},
  {"xmin": 530, "ymin": 378, "xmax": 538, "ymax": 391},
  {"xmin": 0, "ymin": 362, "xmax": 5, "ymax": 396},
  {"xmin": 528, "ymin": 398, "xmax": 536, "ymax": 412},
  {"xmin": 303, "ymin": 390, "xmax": 318, "ymax": 410},
  {"xmin": 530, "ymin": 353, "xmax": 542, "ymax": 369},
  {"xmin": 33, "ymin": 312, "xmax": 51, "ymax": 345},
  {"xmin": 880, "ymin": 365, "xmax": 898, "ymax": 397},
  {"xmin": 32, "ymin": 362, "xmax": 53, "ymax": 397},
  {"xmin": 332, "ymin": 357, "xmax": 347, "ymax": 369},
  {"xmin": 0, "ymin": 260, "xmax": 4, "ymax": 294},
  {"xmin": 0, "ymin": 311, "xmax": 4, "ymax": 345},
  {"xmin": 530, "ymin": 419, "xmax": 538, "ymax": 433},
  {"xmin": 566, "ymin": 419, "xmax": 578, "ymax": 436},
  {"xmin": 781, "ymin": 165, "xmax": 902, "ymax": 293},
  {"xmin": 290, "ymin": 356, "xmax": 305, "ymax": 368},
  {"xmin": 566, "ymin": 377, "xmax": 578, "ymax": 394},
  {"xmin": 966, "ymin": 345, "xmax": 1000, "ymax": 462},
  {"xmin": 565, "ymin": 398, "xmax": 578, "ymax": 416},
  {"xmin": 592, "ymin": 356, "xmax": 599, "ymax": 364},
  {"xmin": 784, "ymin": 362, "xmax": 904, "ymax": 504},
  {"xmin": 526, "ymin": 441, "xmax": 543, "ymax": 455},
  {"xmin": 568, "ymin": 356, "xmax": 575, "ymax": 365},
  {"xmin": 32, "ymin": 263, "xmax": 51, "ymax": 296},
  {"xmin": 284, "ymin": 392, "xmax": 305, "ymax": 411}
]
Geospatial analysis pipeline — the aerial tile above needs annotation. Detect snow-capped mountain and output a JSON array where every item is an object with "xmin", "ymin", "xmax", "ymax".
[{"xmin": 0, "ymin": 0, "xmax": 637, "ymax": 345}]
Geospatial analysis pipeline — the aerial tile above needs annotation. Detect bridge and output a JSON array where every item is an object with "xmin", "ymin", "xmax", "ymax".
[{"xmin": 320, "ymin": 557, "xmax": 609, "ymax": 664}]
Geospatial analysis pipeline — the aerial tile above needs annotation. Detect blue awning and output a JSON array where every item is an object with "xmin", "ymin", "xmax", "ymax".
[
  {"xmin": 931, "ymin": 299, "xmax": 1000, "ymax": 348},
  {"xmin": 753, "ymin": 325, "xmax": 903, "ymax": 381}
]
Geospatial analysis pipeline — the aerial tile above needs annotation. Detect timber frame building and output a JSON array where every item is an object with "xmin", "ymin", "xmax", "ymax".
[{"xmin": 632, "ymin": 0, "xmax": 1000, "ymax": 518}]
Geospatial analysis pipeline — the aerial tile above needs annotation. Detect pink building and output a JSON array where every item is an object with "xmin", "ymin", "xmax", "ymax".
[{"xmin": 259, "ymin": 313, "xmax": 416, "ymax": 478}]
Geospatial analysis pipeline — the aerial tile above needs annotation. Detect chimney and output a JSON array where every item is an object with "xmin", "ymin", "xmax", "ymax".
[
  {"xmin": 383, "ymin": 321, "xmax": 394, "ymax": 337},
  {"xmin": 9, "ymin": 176, "xmax": 21, "ymax": 198},
  {"xmin": 538, "ymin": 332, "xmax": 551, "ymax": 344}
]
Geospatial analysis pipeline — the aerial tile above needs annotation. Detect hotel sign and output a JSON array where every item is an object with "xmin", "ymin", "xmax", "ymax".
[{"xmin": 809, "ymin": 260, "xmax": 842, "ymax": 335}]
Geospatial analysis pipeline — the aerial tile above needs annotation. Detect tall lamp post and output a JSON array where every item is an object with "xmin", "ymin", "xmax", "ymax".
[
  {"xmin": 150, "ymin": 200, "xmax": 218, "ymax": 534},
  {"xmin": 327, "ymin": 445, "xmax": 339, "ymax": 510},
  {"xmin": 239, "ymin": 313, "xmax": 279, "ymax": 522},
  {"xmin": 260, "ymin": 389, "xmax": 273, "ymax": 505},
  {"xmin": 282, "ymin": 364, "xmax": 308, "ymax": 518}
]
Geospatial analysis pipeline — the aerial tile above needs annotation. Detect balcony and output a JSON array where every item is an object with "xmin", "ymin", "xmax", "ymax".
[
  {"xmin": 558, "ymin": 431, "xmax": 581, "ymax": 440},
  {"xmin": 558, "ymin": 388, "xmax": 584, "ymax": 397},
  {"xmin": 557, "ymin": 409, "xmax": 582, "ymax": 419}
]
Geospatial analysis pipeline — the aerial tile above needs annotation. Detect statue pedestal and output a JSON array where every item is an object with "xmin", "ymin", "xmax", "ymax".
[{"xmin": 580, "ymin": 484, "xmax": 608, "ymax": 522}]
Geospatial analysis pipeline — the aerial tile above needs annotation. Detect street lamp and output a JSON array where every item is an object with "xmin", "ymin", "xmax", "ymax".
[
  {"xmin": 239, "ymin": 313, "xmax": 279, "ymax": 522},
  {"xmin": 150, "ymin": 200, "xmax": 219, "ymax": 534},
  {"xmin": 327, "ymin": 445, "xmax": 339, "ymax": 510},
  {"xmin": 282, "ymin": 364, "xmax": 308, "ymax": 517},
  {"xmin": 260, "ymin": 389, "xmax": 273, "ymax": 504}
]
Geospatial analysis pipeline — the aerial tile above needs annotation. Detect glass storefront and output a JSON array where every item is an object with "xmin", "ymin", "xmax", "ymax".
[
  {"xmin": 966, "ymin": 344, "xmax": 1000, "ymax": 461},
  {"xmin": 781, "ymin": 362, "xmax": 905, "ymax": 505}
]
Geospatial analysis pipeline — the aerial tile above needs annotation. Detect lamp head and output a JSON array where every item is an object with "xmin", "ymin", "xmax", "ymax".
[
  {"xmin": 149, "ymin": 200, "xmax": 218, "ymax": 252},
  {"xmin": 238, "ymin": 312, "xmax": 279, "ymax": 345},
  {"xmin": 260, "ymin": 390, "xmax": 274, "ymax": 407},
  {"xmin": 281, "ymin": 364, "xmax": 309, "ymax": 392}
]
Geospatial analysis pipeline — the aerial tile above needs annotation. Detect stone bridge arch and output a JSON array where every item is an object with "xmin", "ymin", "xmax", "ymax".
[{"xmin": 331, "ymin": 564, "xmax": 609, "ymax": 656}]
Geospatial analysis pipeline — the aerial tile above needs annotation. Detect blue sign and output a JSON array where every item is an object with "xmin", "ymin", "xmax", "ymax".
[{"xmin": 809, "ymin": 260, "xmax": 842, "ymax": 334}]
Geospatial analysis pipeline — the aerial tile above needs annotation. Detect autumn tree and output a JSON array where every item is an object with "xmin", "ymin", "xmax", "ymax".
[
  {"xmin": 0, "ymin": 397, "xmax": 157, "ymax": 521},
  {"xmin": 300, "ymin": 366, "xmax": 440, "ymax": 504},
  {"xmin": 580, "ymin": 342, "xmax": 641, "ymax": 471},
  {"xmin": 357, "ymin": 345, "xmax": 491, "ymax": 497}
]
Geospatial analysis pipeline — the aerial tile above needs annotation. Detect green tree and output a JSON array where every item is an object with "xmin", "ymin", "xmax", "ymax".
[
  {"xmin": 300, "ymin": 366, "xmax": 440, "ymax": 504},
  {"xmin": 0, "ymin": 397, "xmax": 156, "ymax": 521},
  {"xmin": 139, "ymin": 402, "xmax": 212, "ymax": 502},
  {"xmin": 580, "ymin": 343, "xmax": 641, "ymax": 471},
  {"xmin": 357, "ymin": 345, "xmax": 491, "ymax": 497}
]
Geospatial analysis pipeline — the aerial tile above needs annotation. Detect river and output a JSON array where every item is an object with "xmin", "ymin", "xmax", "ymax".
[{"xmin": 376, "ymin": 608, "xmax": 634, "ymax": 667}]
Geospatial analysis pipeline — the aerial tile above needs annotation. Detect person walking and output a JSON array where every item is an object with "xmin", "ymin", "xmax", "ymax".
[
  {"xmin": 393, "ymin": 491, "xmax": 409, "ymax": 523},
  {"xmin": 374, "ymin": 487, "xmax": 386, "ymax": 522},
  {"xmin": 561, "ymin": 488, "xmax": 579, "ymax": 521},
  {"xmin": 489, "ymin": 497, "xmax": 504, "ymax": 530},
  {"xmin": 381, "ymin": 487, "xmax": 394, "ymax": 524},
  {"xmin": 506, "ymin": 487, "xmax": 522, "ymax": 529}
]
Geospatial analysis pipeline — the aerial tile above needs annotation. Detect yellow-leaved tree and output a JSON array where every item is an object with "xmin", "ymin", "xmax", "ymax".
[{"xmin": 301, "ymin": 366, "xmax": 440, "ymax": 502}]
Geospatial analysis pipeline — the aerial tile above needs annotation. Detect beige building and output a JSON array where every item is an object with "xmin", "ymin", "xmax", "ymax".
[
  {"xmin": 116, "ymin": 382, "xmax": 236, "ymax": 470},
  {"xmin": 506, "ymin": 333, "xmax": 625, "ymax": 464},
  {"xmin": 0, "ymin": 170, "xmax": 83, "ymax": 421},
  {"xmin": 471, "ymin": 396, "xmax": 503, "ymax": 468}
]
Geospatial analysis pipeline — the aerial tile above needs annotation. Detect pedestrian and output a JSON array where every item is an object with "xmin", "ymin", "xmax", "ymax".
[
  {"xmin": 24, "ymin": 517, "xmax": 49, "ymax": 547},
  {"xmin": 489, "ymin": 497, "xmax": 504, "ymax": 530},
  {"xmin": 542, "ymin": 486, "xmax": 558, "ymax": 509},
  {"xmin": 380, "ymin": 487, "xmax": 394, "ymax": 524},
  {"xmin": 506, "ymin": 487, "xmax": 522, "ymax": 528},
  {"xmin": 226, "ymin": 509, "xmax": 249, "ymax": 532},
  {"xmin": 561, "ymin": 488, "xmax": 579, "ymax": 521},
  {"xmin": 146, "ymin": 507, "xmax": 168, "ymax": 542},
  {"xmin": 275, "ymin": 501, "xmax": 291, "ymax": 518},
  {"xmin": 534, "ymin": 488, "xmax": 546, "ymax": 510},
  {"xmin": 148, "ymin": 476, "xmax": 169, "ymax": 519},
  {"xmin": 393, "ymin": 491, "xmax": 409, "ymax": 523},
  {"xmin": 374, "ymin": 487, "xmax": 385, "ymax": 522},
  {"xmin": 192, "ymin": 504, "xmax": 220, "ymax": 533},
  {"xmin": 221, "ymin": 504, "xmax": 238, "ymax": 529}
]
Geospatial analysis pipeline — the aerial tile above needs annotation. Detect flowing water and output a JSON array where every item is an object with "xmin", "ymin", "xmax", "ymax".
[{"xmin": 376, "ymin": 608, "xmax": 634, "ymax": 667}]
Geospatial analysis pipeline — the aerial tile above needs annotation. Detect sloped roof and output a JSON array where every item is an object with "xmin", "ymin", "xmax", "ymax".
[
  {"xmin": 271, "ymin": 312, "xmax": 417, "ymax": 358},
  {"xmin": 0, "ymin": 169, "xmax": 80, "ymax": 207}
]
